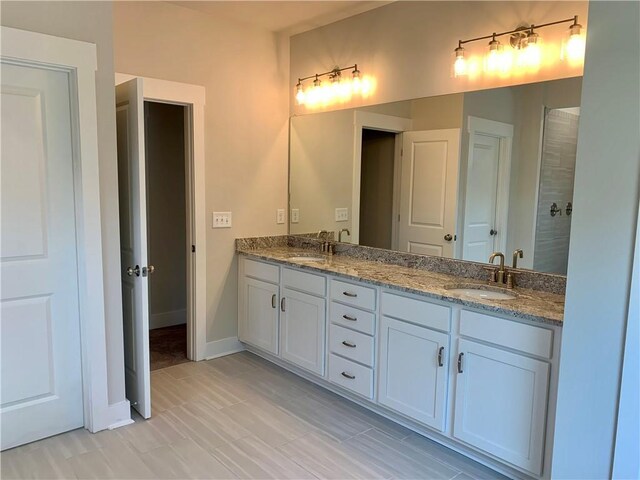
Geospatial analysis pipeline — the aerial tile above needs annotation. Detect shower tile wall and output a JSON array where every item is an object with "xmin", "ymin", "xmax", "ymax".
[{"xmin": 533, "ymin": 108, "xmax": 580, "ymax": 274}]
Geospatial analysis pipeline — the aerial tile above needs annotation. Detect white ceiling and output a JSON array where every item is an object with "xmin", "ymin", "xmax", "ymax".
[{"xmin": 169, "ymin": 1, "xmax": 392, "ymax": 35}]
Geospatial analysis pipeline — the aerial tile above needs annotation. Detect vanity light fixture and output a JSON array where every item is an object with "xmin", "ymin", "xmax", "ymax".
[
  {"xmin": 295, "ymin": 64, "xmax": 370, "ymax": 106},
  {"xmin": 453, "ymin": 15, "xmax": 584, "ymax": 77}
]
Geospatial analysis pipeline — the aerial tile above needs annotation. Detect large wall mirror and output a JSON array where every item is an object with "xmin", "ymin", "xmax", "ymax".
[{"xmin": 289, "ymin": 77, "xmax": 581, "ymax": 275}]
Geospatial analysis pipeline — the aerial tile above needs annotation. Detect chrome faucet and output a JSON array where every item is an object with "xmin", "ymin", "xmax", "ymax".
[
  {"xmin": 338, "ymin": 228, "xmax": 350, "ymax": 243},
  {"xmin": 512, "ymin": 249, "xmax": 524, "ymax": 269},
  {"xmin": 489, "ymin": 252, "xmax": 506, "ymax": 284}
]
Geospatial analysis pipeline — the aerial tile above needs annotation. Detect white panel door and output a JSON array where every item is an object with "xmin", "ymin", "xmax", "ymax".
[
  {"xmin": 378, "ymin": 317, "xmax": 449, "ymax": 431},
  {"xmin": 280, "ymin": 288, "xmax": 326, "ymax": 375},
  {"xmin": 462, "ymin": 134, "xmax": 500, "ymax": 263},
  {"xmin": 399, "ymin": 129, "xmax": 460, "ymax": 257},
  {"xmin": 241, "ymin": 277, "xmax": 279, "ymax": 355},
  {"xmin": 116, "ymin": 79, "xmax": 151, "ymax": 419},
  {"xmin": 0, "ymin": 62, "xmax": 84, "ymax": 449},
  {"xmin": 453, "ymin": 339, "xmax": 550, "ymax": 475}
]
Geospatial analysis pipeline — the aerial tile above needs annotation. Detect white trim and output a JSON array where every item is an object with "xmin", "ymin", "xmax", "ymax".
[
  {"xmin": 115, "ymin": 73, "xmax": 207, "ymax": 361},
  {"xmin": 352, "ymin": 112, "xmax": 412, "ymax": 244},
  {"xmin": 204, "ymin": 337, "xmax": 245, "ymax": 360},
  {"xmin": 106, "ymin": 400, "xmax": 134, "ymax": 430},
  {"xmin": 463, "ymin": 116, "xmax": 514, "ymax": 258},
  {"xmin": 150, "ymin": 309, "xmax": 186, "ymax": 330},
  {"xmin": 1, "ymin": 27, "xmax": 110, "ymax": 432}
]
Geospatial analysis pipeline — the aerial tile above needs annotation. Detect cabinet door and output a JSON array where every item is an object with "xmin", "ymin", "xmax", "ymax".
[
  {"xmin": 378, "ymin": 316, "xmax": 449, "ymax": 431},
  {"xmin": 239, "ymin": 277, "xmax": 279, "ymax": 355},
  {"xmin": 453, "ymin": 339, "xmax": 550, "ymax": 475},
  {"xmin": 280, "ymin": 288, "xmax": 326, "ymax": 375}
]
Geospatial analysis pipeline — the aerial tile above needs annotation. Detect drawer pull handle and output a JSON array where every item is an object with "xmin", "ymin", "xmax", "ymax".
[
  {"xmin": 341, "ymin": 371, "xmax": 355, "ymax": 380},
  {"xmin": 271, "ymin": 294, "xmax": 277, "ymax": 309},
  {"xmin": 342, "ymin": 314, "xmax": 357, "ymax": 321},
  {"xmin": 342, "ymin": 341, "xmax": 356, "ymax": 348},
  {"xmin": 343, "ymin": 291, "xmax": 358, "ymax": 298},
  {"xmin": 280, "ymin": 297, "xmax": 286, "ymax": 312},
  {"xmin": 457, "ymin": 352, "xmax": 464, "ymax": 373},
  {"xmin": 438, "ymin": 346, "xmax": 445, "ymax": 367}
]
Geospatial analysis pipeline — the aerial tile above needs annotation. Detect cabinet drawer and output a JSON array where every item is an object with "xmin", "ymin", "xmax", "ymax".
[
  {"xmin": 329, "ymin": 324, "xmax": 374, "ymax": 367},
  {"xmin": 381, "ymin": 292, "xmax": 450, "ymax": 332},
  {"xmin": 243, "ymin": 258, "xmax": 279, "ymax": 284},
  {"xmin": 328, "ymin": 354, "xmax": 374, "ymax": 399},
  {"xmin": 460, "ymin": 310, "xmax": 553, "ymax": 359},
  {"xmin": 330, "ymin": 302, "xmax": 376, "ymax": 336},
  {"xmin": 331, "ymin": 279, "xmax": 376, "ymax": 311},
  {"xmin": 282, "ymin": 268, "xmax": 326, "ymax": 297}
]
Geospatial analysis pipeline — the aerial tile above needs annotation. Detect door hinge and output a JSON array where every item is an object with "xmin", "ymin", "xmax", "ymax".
[
  {"xmin": 400, "ymin": 148, "xmax": 403, "ymax": 156},
  {"xmin": 191, "ymin": 245, "xmax": 196, "ymax": 253}
]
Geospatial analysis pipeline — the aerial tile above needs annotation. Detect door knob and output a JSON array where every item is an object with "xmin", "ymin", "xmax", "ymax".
[
  {"xmin": 490, "ymin": 229, "xmax": 498, "ymax": 236},
  {"xmin": 142, "ymin": 265, "xmax": 155, "ymax": 277},
  {"xmin": 444, "ymin": 234, "xmax": 453, "ymax": 242},
  {"xmin": 126, "ymin": 265, "xmax": 141, "ymax": 277}
]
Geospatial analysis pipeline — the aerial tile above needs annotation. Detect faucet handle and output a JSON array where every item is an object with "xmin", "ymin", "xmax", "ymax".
[{"xmin": 483, "ymin": 266, "xmax": 498, "ymax": 283}]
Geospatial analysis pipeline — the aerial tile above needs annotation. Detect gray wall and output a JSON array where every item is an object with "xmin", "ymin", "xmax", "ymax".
[
  {"xmin": 0, "ymin": 1, "xmax": 126, "ymax": 408},
  {"xmin": 552, "ymin": 1, "xmax": 640, "ymax": 477}
]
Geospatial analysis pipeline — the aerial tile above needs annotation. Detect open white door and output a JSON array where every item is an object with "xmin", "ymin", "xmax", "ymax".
[
  {"xmin": 116, "ymin": 78, "xmax": 151, "ymax": 418},
  {"xmin": 398, "ymin": 129, "xmax": 460, "ymax": 257}
]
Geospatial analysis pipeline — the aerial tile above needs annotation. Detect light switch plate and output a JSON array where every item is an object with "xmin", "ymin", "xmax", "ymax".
[
  {"xmin": 276, "ymin": 209, "xmax": 285, "ymax": 224},
  {"xmin": 335, "ymin": 208, "xmax": 349, "ymax": 222},
  {"xmin": 212, "ymin": 212, "xmax": 232, "ymax": 228},
  {"xmin": 291, "ymin": 209, "xmax": 300, "ymax": 223}
]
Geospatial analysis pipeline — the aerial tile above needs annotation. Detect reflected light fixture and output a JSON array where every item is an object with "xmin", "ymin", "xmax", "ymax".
[
  {"xmin": 453, "ymin": 15, "xmax": 584, "ymax": 77},
  {"xmin": 295, "ymin": 64, "xmax": 371, "ymax": 107}
]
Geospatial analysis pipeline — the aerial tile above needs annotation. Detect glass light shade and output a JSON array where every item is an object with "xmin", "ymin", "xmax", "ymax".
[
  {"xmin": 352, "ymin": 68, "xmax": 361, "ymax": 93},
  {"xmin": 566, "ymin": 24, "xmax": 585, "ymax": 62},
  {"xmin": 523, "ymin": 32, "xmax": 541, "ymax": 68},
  {"xmin": 454, "ymin": 47, "xmax": 467, "ymax": 77},
  {"xmin": 295, "ymin": 83, "xmax": 305, "ymax": 105}
]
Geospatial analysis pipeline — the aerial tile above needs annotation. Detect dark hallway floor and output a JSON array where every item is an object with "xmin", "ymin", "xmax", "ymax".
[{"xmin": 149, "ymin": 324, "xmax": 189, "ymax": 371}]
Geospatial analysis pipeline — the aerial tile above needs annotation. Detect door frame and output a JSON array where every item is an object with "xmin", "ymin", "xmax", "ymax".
[
  {"xmin": 352, "ymin": 111, "xmax": 412, "ymax": 245},
  {"xmin": 462, "ymin": 116, "xmax": 514, "ymax": 258},
  {"xmin": 115, "ymin": 73, "xmax": 207, "ymax": 361},
  {"xmin": 1, "ymin": 27, "xmax": 110, "ymax": 432}
]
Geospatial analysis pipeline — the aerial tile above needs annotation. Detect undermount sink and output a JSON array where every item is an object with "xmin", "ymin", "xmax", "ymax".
[
  {"xmin": 288, "ymin": 255, "xmax": 326, "ymax": 262},
  {"xmin": 445, "ymin": 284, "xmax": 517, "ymax": 301}
]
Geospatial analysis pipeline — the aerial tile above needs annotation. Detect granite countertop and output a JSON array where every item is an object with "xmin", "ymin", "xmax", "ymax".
[{"xmin": 237, "ymin": 246, "xmax": 565, "ymax": 326}]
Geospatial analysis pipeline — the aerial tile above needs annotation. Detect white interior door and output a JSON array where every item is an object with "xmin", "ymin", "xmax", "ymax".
[
  {"xmin": 116, "ymin": 78, "xmax": 151, "ymax": 418},
  {"xmin": 398, "ymin": 129, "xmax": 460, "ymax": 257},
  {"xmin": 0, "ymin": 62, "xmax": 84, "ymax": 449},
  {"xmin": 462, "ymin": 134, "xmax": 500, "ymax": 262}
]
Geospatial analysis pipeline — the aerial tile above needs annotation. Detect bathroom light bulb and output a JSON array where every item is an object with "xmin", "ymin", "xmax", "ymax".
[
  {"xmin": 454, "ymin": 46, "xmax": 467, "ymax": 77},
  {"xmin": 352, "ymin": 67, "xmax": 361, "ymax": 93},
  {"xmin": 523, "ymin": 31, "xmax": 541, "ymax": 68},
  {"xmin": 565, "ymin": 22, "xmax": 585, "ymax": 63},
  {"xmin": 485, "ymin": 38, "xmax": 502, "ymax": 73},
  {"xmin": 295, "ymin": 82, "xmax": 305, "ymax": 105}
]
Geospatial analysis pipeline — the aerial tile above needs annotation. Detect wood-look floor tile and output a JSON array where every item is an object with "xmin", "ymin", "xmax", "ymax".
[
  {"xmin": 1, "ymin": 446, "xmax": 77, "ymax": 479},
  {"xmin": 162, "ymin": 360, "xmax": 217, "ymax": 380},
  {"xmin": 211, "ymin": 435, "xmax": 316, "ymax": 479},
  {"xmin": 203, "ymin": 352, "xmax": 264, "ymax": 378},
  {"xmin": 177, "ymin": 372, "xmax": 248, "ymax": 409},
  {"xmin": 402, "ymin": 433, "xmax": 510, "ymax": 480},
  {"xmin": 168, "ymin": 437, "xmax": 238, "ymax": 479},
  {"xmin": 67, "ymin": 450, "xmax": 116, "ymax": 479},
  {"xmin": 98, "ymin": 444, "xmax": 156, "ymax": 479},
  {"xmin": 220, "ymin": 396, "xmax": 313, "ymax": 447},
  {"xmin": 279, "ymin": 430, "xmax": 391, "ymax": 480},
  {"xmin": 278, "ymin": 393, "xmax": 372, "ymax": 442},
  {"xmin": 343, "ymin": 428, "xmax": 461, "ymax": 480},
  {"xmin": 138, "ymin": 445, "xmax": 193, "ymax": 479},
  {"xmin": 116, "ymin": 414, "xmax": 186, "ymax": 453}
]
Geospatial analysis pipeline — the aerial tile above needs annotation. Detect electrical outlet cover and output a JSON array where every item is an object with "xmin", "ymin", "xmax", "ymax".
[
  {"xmin": 212, "ymin": 211, "xmax": 232, "ymax": 228},
  {"xmin": 277, "ymin": 209, "xmax": 285, "ymax": 224},
  {"xmin": 335, "ymin": 208, "xmax": 349, "ymax": 222},
  {"xmin": 291, "ymin": 209, "xmax": 300, "ymax": 223}
]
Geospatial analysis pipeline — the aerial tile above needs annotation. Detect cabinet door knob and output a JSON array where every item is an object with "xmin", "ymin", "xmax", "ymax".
[
  {"xmin": 280, "ymin": 297, "xmax": 286, "ymax": 312},
  {"xmin": 271, "ymin": 294, "xmax": 277, "ymax": 309},
  {"xmin": 342, "ymin": 314, "xmax": 357, "ymax": 321},
  {"xmin": 457, "ymin": 352, "xmax": 464, "ymax": 373},
  {"xmin": 438, "ymin": 346, "xmax": 445, "ymax": 367},
  {"xmin": 341, "ymin": 372, "xmax": 355, "ymax": 380},
  {"xmin": 342, "ymin": 340, "xmax": 356, "ymax": 348},
  {"xmin": 342, "ymin": 291, "xmax": 358, "ymax": 298}
]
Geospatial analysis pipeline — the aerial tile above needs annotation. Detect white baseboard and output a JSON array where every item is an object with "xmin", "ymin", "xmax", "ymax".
[
  {"xmin": 89, "ymin": 399, "xmax": 133, "ymax": 432},
  {"xmin": 150, "ymin": 308, "xmax": 186, "ymax": 330},
  {"xmin": 203, "ymin": 336, "xmax": 244, "ymax": 360}
]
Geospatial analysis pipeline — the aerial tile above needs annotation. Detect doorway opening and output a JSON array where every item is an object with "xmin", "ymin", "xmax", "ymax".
[
  {"xmin": 359, "ymin": 129, "xmax": 398, "ymax": 249},
  {"xmin": 144, "ymin": 101, "xmax": 189, "ymax": 371}
]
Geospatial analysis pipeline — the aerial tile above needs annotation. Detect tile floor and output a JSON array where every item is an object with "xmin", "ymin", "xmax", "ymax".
[
  {"xmin": 1, "ymin": 352, "xmax": 508, "ymax": 479},
  {"xmin": 149, "ymin": 324, "xmax": 189, "ymax": 371}
]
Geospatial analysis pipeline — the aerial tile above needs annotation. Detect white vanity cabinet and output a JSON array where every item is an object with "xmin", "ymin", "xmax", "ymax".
[
  {"xmin": 280, "ymin": 283, "xmax": 326, "ymax": 375},
  {"xmin": 452, "ymin": 310, "xmax": 554, "ymax": 476},
  {"xmin": 378, "ymin": 292, "xmax": 451, "ymax": 432},
  {"xmin": 238, "ymin": 259, "xmax": 280, "ymax": 355}
]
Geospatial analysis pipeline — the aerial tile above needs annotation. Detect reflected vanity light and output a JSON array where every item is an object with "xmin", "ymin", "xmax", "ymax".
[
  {"xmin": 453, "ymin": 15, "xmax": 584, "ymax": 78},
  {"xmin": 295, "ymin": 64, "xmax": 373, "ymax": 107}
]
